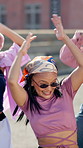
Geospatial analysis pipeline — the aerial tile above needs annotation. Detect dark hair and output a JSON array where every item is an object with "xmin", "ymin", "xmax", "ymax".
[
  {"xmin": 24, "ymin": 74, "xmax": 43, "ymax": 113},
  {"xmin": 13, "ymin": 73, "xmax": 63, "ymax": 125}
]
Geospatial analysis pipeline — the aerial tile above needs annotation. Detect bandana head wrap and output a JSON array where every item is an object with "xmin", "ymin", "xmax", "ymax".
[
  {"xmin": 20, "ymin": 56, "xmax": 58, "ymax": 82},
  {"xmin": 0, "ymin": 33, "xmax": 4, "ymax": 50}
]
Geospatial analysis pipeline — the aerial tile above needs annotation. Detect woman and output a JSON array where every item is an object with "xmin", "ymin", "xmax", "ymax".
[
  {"xmin": 8, "ymin": 14, "xmax": 83, "ymax": 148},
  {"xmin": 0, "ymin": 24, "xmax": 30, "ymax": 148},
  {"xmin": 0, "ymin": 23, "xmax": 30, "ymax": 116}
]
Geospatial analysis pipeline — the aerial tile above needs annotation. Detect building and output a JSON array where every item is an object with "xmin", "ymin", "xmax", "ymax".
[
  {"xmin": 0, "ymin": 0, "xmax": 60, "ymax": 29},
  {"xmin": 0, "ymin": 0, "xmax": 83, "ymax": 29},
  {"xmin": 61, "ymin": 0, "xmax": 83, "ymax": 29}
]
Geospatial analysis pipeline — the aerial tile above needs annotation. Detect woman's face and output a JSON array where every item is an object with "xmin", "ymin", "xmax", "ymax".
[{"xmin": 32, "ymin": 72, "xmax": 57, "ymax": 99}]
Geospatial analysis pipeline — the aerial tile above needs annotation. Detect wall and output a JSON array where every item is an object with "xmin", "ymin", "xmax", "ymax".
[{"xmin": 61, "ymin": 0, "xmax": 83, "ymax": 29}]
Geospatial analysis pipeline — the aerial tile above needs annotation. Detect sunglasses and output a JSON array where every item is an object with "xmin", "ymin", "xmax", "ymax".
[{"xmin": 32, "ymin": 79, "xmax": 59, "ymax": 89}]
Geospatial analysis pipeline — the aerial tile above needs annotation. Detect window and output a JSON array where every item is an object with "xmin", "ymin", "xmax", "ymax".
[
  {"xmin": 0, "ymin": 5, "xmax": 6, "ymax": 24},
  {"xmin": 25, "ymin": 4, "xmax": 41, "ymax": 29},
  {"xmin": 51, "ymin": 0, "xmax": 61, "ymax": 14},
  {"xmin": 50, "ymin": 0, "xmax": 61, "ymax": 28}
]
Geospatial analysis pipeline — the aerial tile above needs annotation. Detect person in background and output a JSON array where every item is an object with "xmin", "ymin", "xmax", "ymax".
[
  {"xmin": 76, "ymin": 104, "xmax": 83, "ymax": 148},
  {"xmin": 60, "ymin": 30, "xmax": 83, "ymax": 148},
  {"xmin": 60, "ymin": 30, "xmax": 83, "ymax": 68},
  {"xmin": 0, "ymin": 24, "xmax": 30, "ymax": 148},
  {"xmin": 8, "ymin": 14, "xmax": 83, "ymax": 148},
  {"xmin": 0, "ymin": 23, "xmax": 30, "ymax": 116}
]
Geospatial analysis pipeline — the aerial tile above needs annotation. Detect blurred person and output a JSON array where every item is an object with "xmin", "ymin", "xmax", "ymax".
[
  {"xmin": 60, "ymin": 30, "xmax": 83, "ymax": 68},
  {"xmin": 8, "ymin": 14, "xmax": 83, "ymax": 148},
  {"xmin": 0, "ymin": 24, "xmax": 30, "ymax": 148},
  {"xmin": 76, "ymin": 104, "xmax": 83, "ymax": 148}
]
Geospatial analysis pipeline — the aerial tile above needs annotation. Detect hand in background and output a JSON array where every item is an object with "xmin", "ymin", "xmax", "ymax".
[{"xmin": 51, "ymin": 14, "xmax": 66, "ymax": 41}]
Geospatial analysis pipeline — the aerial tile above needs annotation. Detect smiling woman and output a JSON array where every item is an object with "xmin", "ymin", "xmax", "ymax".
[
  {"xmin": 31, "ymin": 71, "xmax": 60, "ymax": 100},
  {"xmin": 8, "ymin": 14, "xmax": 83, "ymax": 148}
]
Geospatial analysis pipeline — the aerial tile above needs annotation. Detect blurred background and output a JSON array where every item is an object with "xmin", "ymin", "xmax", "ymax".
[{"xmin": 0, "ymin": 0, "xmax": 83, "ymax": 147}]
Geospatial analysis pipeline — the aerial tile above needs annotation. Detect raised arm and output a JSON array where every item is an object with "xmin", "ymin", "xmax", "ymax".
[
  {"xmin": 51, "ymin": 14, "xmax": 83, "ymax": 91},
  {"xmin": 60, "ymin": 31, "xmax": 83, "ymax": 68},
  {"xmin": 0, "ymin": 23, "xmax": 25, "ymax": 46},
  {"xmin": 8, "ymin": 33, "xmax": 37, "ymax": 106}
]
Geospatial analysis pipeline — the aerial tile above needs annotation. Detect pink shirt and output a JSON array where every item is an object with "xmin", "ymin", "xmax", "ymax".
[
  {"xmin": 60, "ymin": 37, "xmax": 83, "ymax": 68},
  {"xmin": 0, "ymin": 43, "xmax": 30, "ymax": 117},
  {"xmin": 21, "ymin": 76, "xmax": 77, "ymax": 138}
]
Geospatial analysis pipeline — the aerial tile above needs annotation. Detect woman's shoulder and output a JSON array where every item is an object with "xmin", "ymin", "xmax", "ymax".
[
  {"xmin": 60, "ymin": 75, "xmax": 71, "ymax": 87},
  {"xmin": 61, "ymin": 75, "xmax": 76, "ymax": 100}
]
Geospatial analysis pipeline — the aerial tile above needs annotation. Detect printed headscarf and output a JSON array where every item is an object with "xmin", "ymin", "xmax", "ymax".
[{"xmin": 20, "ymin": 56, "xmax": 58, "ymax": 82}]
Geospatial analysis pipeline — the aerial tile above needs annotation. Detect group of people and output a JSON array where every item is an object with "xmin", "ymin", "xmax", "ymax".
[{"xmin": 0, "ymin": 14, "xmax": 83, "ymax": 148}]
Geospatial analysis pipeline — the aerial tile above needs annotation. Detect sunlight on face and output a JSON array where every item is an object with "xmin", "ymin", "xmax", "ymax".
[{"xmin": 32, "ymin": 72, "xmax": 57, "ymax": 99}]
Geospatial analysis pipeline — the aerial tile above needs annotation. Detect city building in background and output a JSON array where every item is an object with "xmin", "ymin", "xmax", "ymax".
[{"xmin": 0, "ymin": 0, "xmax": 83, "ymax": 29}]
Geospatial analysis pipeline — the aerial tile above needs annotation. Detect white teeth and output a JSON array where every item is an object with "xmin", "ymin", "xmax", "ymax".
[{"xmin": 43, "ymin": 91, "xmax": 51, "ymax": 95}]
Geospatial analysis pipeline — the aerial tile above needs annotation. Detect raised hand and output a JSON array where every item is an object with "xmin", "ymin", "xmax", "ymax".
[
  {"xmin": 19, "ymin": 32, "xmax": 37, "ymax": 55},
  {"xmin": 51, "ymin": 14, "xmax": 65, "ymax": 40}
]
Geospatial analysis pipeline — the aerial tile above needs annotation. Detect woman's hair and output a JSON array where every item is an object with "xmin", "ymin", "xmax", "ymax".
[
  {"xmin": 24, "ymin": 74, "xmax": 43, "ymax": 113},
  {"xmin": 14, "ymin": 73, "xmax": 63, "ymax": 125}
]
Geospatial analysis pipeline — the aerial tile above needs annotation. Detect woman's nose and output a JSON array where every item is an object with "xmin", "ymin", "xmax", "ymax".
[{"xmin": 46, "ymin": 85, "xmax": 52, "ymax": 91}]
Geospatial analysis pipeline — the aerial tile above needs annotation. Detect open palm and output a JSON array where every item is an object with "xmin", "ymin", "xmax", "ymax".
[
  {"xmin": 51, "ymin": 14, "xmax": 65, "ymax": 40},
  {"xmin": 20, "ymin": 32, "xmax": 37, "ymax": 55}
]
